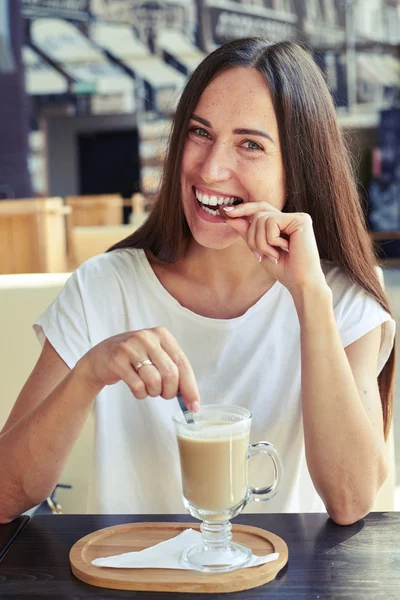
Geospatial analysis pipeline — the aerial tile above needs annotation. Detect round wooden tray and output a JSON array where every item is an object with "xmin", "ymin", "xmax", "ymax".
[{"xmin": 70, "ymin": 521, "xmax": 288, "ymax": 594}]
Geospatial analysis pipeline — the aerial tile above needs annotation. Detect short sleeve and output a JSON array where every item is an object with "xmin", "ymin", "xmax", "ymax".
[
  {"xmin": 33, "ymin": 269, "xmax": 91, "ymax": 369},
  {"xmin": 325, "ymin": 263, "xmax": 396, "ymax": 375}
]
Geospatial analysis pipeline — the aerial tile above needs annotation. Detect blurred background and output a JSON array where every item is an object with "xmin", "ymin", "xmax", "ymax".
[{"xmin": 0, "ymin": 0, "xmax": 399, "ymax": 514}]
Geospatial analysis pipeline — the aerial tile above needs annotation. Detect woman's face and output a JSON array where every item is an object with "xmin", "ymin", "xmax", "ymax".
[{"xmin": 181, "ymin": 66, "xmax": 286, "ymax": 250}]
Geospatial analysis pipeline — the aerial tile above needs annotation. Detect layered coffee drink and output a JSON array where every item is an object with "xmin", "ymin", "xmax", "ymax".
[
  {"xmin": 177, "ymin": 421, "xmax": 249, "ymax": 513},
  {"xmin": 173, "ymin": 404, "xmax": 281, "ymax": 573}
]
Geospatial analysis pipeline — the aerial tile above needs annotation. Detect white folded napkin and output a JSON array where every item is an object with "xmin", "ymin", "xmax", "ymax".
[{"xmin": 92, "ymin": 528, "xmax": 279, "ymax": 570}]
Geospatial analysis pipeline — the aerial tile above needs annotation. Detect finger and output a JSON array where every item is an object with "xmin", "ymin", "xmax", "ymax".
[
  {"xmin": 133, "ymin": 361, "xmax": 162, "ymax": 397},
  {"xmin": 265, "ymin": 217, "xmax": 289, "ymax": 252},
  {"xmin": 120, "ymin": 333, "xmax": 162, "ymax": 397},
  {"xmin": 223, "ymin": 211, "xmax": 278, "ymax": 263},
  {"xmin": 255, "ymin": 218, "xmax": 280, "ymax": 260},
  {"xmin": 245, "ymin": 216, "xmax": 279, "ymax": 262},
  {"xmin": 221, "ymin": 201, "xmax": 279, "ymax": 219},
  {"xmin": 221, "ymin": 214, "xmax": 250, "ymax": 238},
  {"xmin": 147, "ymin": 347, "xmax": 179, "ymax": 399},
  {"xmin": 120, "ymin": 365, "xmax": 149, "ymax": 400},
  {"xmin": 158, "ymin": 333, "xmax": 200, "ymax": 411}
]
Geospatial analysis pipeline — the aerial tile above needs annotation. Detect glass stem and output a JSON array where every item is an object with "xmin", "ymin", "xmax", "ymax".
[{"xmin": 200, "ymin": 520, "xmax": 232, "ymax": 551}]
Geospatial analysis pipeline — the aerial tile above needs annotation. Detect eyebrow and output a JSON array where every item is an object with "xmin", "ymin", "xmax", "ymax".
[{"xmin": 191, "ymin": 113, "xmax": 275, "ymax": 145}]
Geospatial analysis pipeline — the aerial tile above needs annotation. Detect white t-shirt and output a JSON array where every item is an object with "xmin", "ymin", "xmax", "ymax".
[{"xmin": 34, "ymin": 248, "xmax": 395, "ymax": 515}]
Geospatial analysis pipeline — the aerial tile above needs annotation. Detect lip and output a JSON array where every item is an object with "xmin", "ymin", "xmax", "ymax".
[
  {"xmin": 192, "ymin": 187, "xmax": 225, "ymax": 223},
  {"xmin": 193, "ymin": 185, "xmax": 243, "ymax": 200}
]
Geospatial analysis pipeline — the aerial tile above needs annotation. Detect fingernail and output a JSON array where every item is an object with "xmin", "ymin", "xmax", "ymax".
[
  {"xmin": 191, "ymin": 401, "xmax": 200, "ymax": 412},
  {"xmin": 282, "ymin": 247, "xmax": 289, "ymax": 253},
  {"xmin": 223, "ymin": 206, "xmax": 235, "ymax": 212},
  {"xmin": 268, "ymin": 256, "xmax": 278, "ymax": 264},
  {"xmin": 253, "ymin": 251, "xmax": 262, "ymax": 263}
]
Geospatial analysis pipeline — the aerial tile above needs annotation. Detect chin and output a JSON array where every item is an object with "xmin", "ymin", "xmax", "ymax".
[
  {"xmin": 190, "ymin": 229, "xmax": 238, "ymax": 251},
  {"xmin": 182, "ymin": 192, "xmax": 240, "ymax": 251}
]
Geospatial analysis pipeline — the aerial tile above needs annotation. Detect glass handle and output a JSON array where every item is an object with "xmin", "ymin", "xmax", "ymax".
[{"xmin": 247, "ymin": 441, "xmax": 282, "ymax": 502}]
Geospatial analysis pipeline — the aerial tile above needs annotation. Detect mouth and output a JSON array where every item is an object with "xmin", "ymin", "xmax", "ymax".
[{"xmin": 192, "ymin": 186, "xmax": 243, "ymax": 217}]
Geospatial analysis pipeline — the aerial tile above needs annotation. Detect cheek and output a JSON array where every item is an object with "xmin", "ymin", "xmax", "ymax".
[{"xmin": 241, "ymin": 160, "xmax": 286, "ymax": 207}]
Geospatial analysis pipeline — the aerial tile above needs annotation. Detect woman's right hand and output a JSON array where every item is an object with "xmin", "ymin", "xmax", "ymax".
[{"xmin": 75, "ymin": 327, "xmax": 200, "ymax": 411}]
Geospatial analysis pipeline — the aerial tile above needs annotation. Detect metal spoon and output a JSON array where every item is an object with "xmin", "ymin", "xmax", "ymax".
[{"xmin": 177, "ymin": 391, "xmax": 194, "ymax": 424}]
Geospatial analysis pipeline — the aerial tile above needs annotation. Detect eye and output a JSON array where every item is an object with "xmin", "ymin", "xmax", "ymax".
[
  {"xmin": 188, "ymin": 126, "xmax": 211, "ymax": 139},
  {"xmin": 242, "ymin": 140, "xmax": 264, "ymax": 152}
]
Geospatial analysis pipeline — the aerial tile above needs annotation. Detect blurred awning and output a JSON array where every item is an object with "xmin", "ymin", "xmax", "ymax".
[
  {"xmin": 31, "ymin": 18, "xmax": 101, "ymax": 63},
  {"xmin": 22, "ymin": 46, "xmax": 68, "ymax": 95},
  {"xmin": 30, "ymin": 18, "xmax": 133, "ymax": 95},
  {"xmin": 124, "ymin": 56, "xmax": 185, "ymax": 88},
  {"xmin": 67, "ymin": 62, "xmax": 134, "ymax": 95},
  {"xmin": 90, "ymin": 23, "xmax": 185, "ymax": 90},
  {"xmin": 156, "ymin": 30, "xmax": 206, "ymax": 73},
  {"xmin": 90, "ymin": 23, "xmax": 149, "ymax": 59},
  {"xmin": 357, "ymin": 53, "xmax": 400, "ymax": 86}
]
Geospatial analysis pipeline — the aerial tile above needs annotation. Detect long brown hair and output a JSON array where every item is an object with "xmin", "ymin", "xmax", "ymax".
[{"xmin": 110, "ymin": 38, "xmax": 395, "ymax": 438}]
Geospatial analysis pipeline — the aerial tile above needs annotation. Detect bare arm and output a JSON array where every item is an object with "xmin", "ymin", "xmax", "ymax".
[
  {"xmin": 295, "ymin": 284, "xmax": 389, "ymax": 526},
  {"xmin": 0, "ymin": 327, "xmax": 200, "ymax": 524},
  {"xmin": 220, "ymin": 201, "xmax": 390, "ymax": 525},
  {"xmin": 0, "ymin": 340, "xmax": 99, "ymax": 523}
]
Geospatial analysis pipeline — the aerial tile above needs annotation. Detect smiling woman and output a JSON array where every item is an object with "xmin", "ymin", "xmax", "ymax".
[
  {"xmin": 0, "ymin": 38, "xmax": 396, "ymax": 527},
  {"xmin": 179, "ymin": 67, "xmax": 285, "ymax": 243}
]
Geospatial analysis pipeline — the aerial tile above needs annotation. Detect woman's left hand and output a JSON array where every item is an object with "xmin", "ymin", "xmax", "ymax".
[{"xmin": 221, "ymin": 201, "xmax": 327, "ymax": 296}]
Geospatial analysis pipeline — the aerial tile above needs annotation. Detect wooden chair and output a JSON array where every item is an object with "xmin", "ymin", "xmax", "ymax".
[
  {"xmin": 0, "ymin": 198, "xmax": 69, "ymax": 274},
  {"xmin": 65, "ymin": 194, "xmax": 124, "ymax": 266},
  {"xmin": 65, "ymin": 194, "xmax": 123, "ymax": 228},
  {"xmin": 69, "ymin": 224, "xmax": 135, "ymax": 267},
  {"xmin": 129, "ymin": 193, "xmax": 149, "ymax": 230}
]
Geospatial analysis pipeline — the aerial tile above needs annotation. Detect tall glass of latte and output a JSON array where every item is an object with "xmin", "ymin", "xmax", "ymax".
[{"xmin": 173, "ymin": 405, "xmax": 281, "ymax": 572}]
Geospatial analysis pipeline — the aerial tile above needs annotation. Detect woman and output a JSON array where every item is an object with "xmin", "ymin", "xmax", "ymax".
[{"xmin": 0, "ymin": 38, "xmax": 395, "ymax": 525}]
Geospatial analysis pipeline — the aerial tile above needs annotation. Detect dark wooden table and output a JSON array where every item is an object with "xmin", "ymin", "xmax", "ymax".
[
  {"xmin": 0, "ymin": 515, "xmax": 29, "ymax": 561},
  {"xmin": 0, "ymin": 512, "xmax": 399, "ymax": 599}
]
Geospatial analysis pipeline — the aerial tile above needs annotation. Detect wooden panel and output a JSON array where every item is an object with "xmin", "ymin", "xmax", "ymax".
[
  {"xmin": 0, "ymin": 216, "xmax": 14, "ymax": 273},
  {"xmin": 11, "ymin": 213, "xmax": 42, "ymax": 273},
  {"xmin": 70, "ymin": 225, "xmax": 135, "ymax": 268},
  {"xmin": 65, "ymin": 195, "xmax": 123, "ymax": 227},
  {"xmin": 0, "ymin": 198, "xmax": 68, "ymax": 273},
  {"xmin": 0, "ymin": 213, "xmax": 41, "ymax": 274},
  {"xmin": 65, "ymin": 195, "xmax": 123, "ymax": 265},
  {"xmin": 39, "ymin": 198, "xmax": 68, "ymax": 273}
]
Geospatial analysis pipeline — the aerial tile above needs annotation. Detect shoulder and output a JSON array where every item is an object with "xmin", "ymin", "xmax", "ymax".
[
  {"xmin": 57, "ymin": 248, "xmax": 147, "ymax": 309},
  {"xmin": 321, "ymin": 261, "xmax": 395, "ymax": 355},
  {"xmin": 320, "ymin": 259, "xmax": 385, "ymax": 326},
  {"xmin": 321, "ymin": 260, "xmax": 352, "ymax": 293},
  {"xmin": 73, "ymin": 248, "xmax": 144, "ymax": 288},
  {"xmin": 320, "ymin": 260, "xmax": 380, "ymax": 306}
]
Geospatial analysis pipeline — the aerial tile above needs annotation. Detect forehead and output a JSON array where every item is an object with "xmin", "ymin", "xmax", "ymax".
[{"xmin": 194, "ymin": 67, "xmax": 276, "ymax": 125}]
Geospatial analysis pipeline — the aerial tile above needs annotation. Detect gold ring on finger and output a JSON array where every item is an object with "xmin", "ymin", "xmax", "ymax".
[{"xmin": 134, "ymin": 359, "xmax": 154, "ymax": 372}]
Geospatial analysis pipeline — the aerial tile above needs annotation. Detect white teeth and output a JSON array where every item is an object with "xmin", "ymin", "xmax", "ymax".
[
  {"xmin": 202, "ymin": 205, "xmax": 219, "ymax": 216},
  {"xmin": 194, "ymin": 188, "xmax": 241, "ymax": 206}
]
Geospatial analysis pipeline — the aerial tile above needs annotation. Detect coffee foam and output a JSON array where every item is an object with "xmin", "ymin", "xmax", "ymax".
[{"xmin": 178, "ymin": 420, "xmax": 249, "ymax": 441}]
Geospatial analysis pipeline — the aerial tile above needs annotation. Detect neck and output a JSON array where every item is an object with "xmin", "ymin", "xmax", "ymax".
[{"xmin": 178, "ymin": 238, "xmax": 275, "ymax": 297}]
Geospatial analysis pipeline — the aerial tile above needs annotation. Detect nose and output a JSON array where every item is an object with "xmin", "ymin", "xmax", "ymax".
[{"xmin": 199, "ymin": 141, "xmax": 234, "ymax": 183}]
